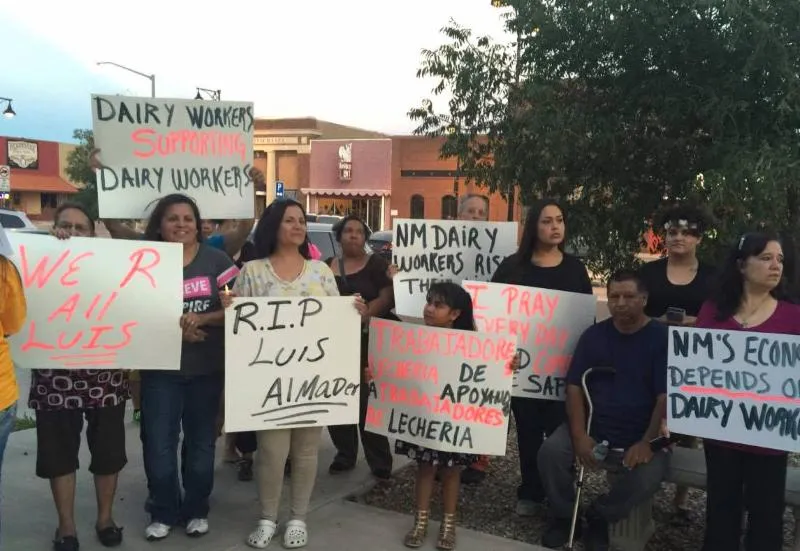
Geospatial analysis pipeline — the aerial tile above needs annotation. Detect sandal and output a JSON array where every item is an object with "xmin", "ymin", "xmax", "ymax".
[
  {"xmin": 247, "ymin": 519, "xmax": 277, "ymax": 549},
  {"xmin": 283, "ymin": 519, "xmax": 308, "ymax": 548},
  {"xmin": 96, "ymin": 525, "xmax": 123, "ymax": 547}
]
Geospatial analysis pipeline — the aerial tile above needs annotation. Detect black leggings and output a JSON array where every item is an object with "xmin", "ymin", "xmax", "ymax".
[{"xmin": 703, "ymin": 442, "xmax": 787, "ymax": 551}]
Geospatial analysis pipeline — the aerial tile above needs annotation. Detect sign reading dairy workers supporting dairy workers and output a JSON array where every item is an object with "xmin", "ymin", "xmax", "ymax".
[
  {"xmin": 668, "ymin": 326, "xmax": 800, "ymax": 453},
  {"xmin": 463, "ymin": 280, "xmax": 597, "ymax": 401},
  {"xmin": 8, "ymin": 232, "xmax": 183, "ymax": 371},
  {"xmin": 225, "ymin": 296, "xmax": 361, "ymax": 432},
  {"xmin": 391, "ymin": 219, "xmax": 518, "ymax": 317},
  {"xmin": 92, "ymin": 94, "xmax": 255, "ymax": 219},
  {"xmin": 365, "ymin": 318, "xmax": 517, "ymax": 455}
]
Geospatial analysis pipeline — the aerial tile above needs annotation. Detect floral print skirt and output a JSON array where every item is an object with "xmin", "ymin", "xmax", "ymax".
[{"xmin": 395, "ymin": 440, "xmax": 478, "ymax": 467}]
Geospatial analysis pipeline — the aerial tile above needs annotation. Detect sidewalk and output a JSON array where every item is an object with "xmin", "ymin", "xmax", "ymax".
[{"xmin": 3, "ymin": 369, "xmax": 547, "ymax": 551}]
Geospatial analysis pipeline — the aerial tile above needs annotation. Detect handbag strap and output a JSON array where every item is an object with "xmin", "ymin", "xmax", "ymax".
[{"xmin": 337, "ymin": 256, "xmax": 352, "ymax": 294}]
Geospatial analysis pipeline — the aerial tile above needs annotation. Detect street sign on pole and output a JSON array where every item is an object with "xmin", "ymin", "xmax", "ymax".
[
  {"xmin": 0, "ymin": 165, "xmax": 10, "ymax": 193},
  {"xmin": 275, "ymin": 180, "xmax": 284, "ymax": 198}
]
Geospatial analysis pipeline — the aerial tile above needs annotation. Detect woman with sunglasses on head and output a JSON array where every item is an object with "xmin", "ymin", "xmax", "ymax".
[
  {"xmin": 638, "ymin": 204, "xmax": 715, "ymax": 517},
  {"xmin": 229, "ymin": 199, "xmax": 366, "ymax": 549},
  {"xmin": 491, "ymin": 199, "xmax": 593, "ymax": 527},
  {"xmin": 694, "ymin": 232, "xmax": 800, "ymax": 550}
]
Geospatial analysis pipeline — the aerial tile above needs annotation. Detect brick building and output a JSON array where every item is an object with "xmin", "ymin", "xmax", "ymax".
[{"xmin": 0, "ymin": 136, "xmax": 78, "ymax": 220}]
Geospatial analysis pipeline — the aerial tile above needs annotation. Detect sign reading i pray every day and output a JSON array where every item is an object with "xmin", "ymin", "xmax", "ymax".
[
  {"xmin": 391, "ymin": 219, "xmax": 518, "ymax": 317},
  {"xmin": 7, "ymin": 232, "xmax": 183, "ymax": 371},
  {"xmin": 365, "ymin": 318, "xmax": 517, "ymax": 455},
  {"xmin": 462, "ymin": 280, "xmax": 597, "ymax": 401},
  {"xmin": 91, "ymin": 94, "xmax": 255, "ymax": 220},
  {"xmin": 668, "ymin": 327, "xmax": 800, "ymax": 453},
  {"xmin": 224, "ymin": 296, "xmax": 361, "ymax": 432}
]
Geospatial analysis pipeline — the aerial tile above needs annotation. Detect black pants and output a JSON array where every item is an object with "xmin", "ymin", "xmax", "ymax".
[
  {"xmin": 703, "ymin": 442, "xmax": 787, "ymax": 551},
  {"xmin": 236, "ymin": 432, "xmax": 257, "ymax": 455},
  {"xmin": 328, "ymin": 381, "xmax": 392, "ymax": 473},
  {"xmin": 511, "ymin": 397, "xmax": 565, "ymax": 501}
]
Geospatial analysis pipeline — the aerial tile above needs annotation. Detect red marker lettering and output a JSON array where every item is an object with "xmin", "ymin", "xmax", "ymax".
[
  {"xmin": 19, "ymin": 247, "xmax": 70, "ymax": 289},
  {"xmin": 60, "ymin": 252, "xmax": 93, "ymax": 287},
  {"xmin": 104, "ymin": 321, "xmax": 138, "ymax": 350},
  {"xmin": 96, "ymin": 292, "xmax": 119, "ymax": 321},
  {"xmin": 57, "ymin": 331, "xmax": 83, "ymax": 350},
  {"xmin": 20, "ymin": 321, "xmax": 55, "ymax": 352},
  {"xmin": 119, "ymin": 248, "xmax": 160, "ymax": 289},
  {"xmin": 48, "ymin": 293, "xmax": 81, "ymax": 323},
  {"xmin": 463, "ymin": 282, "xmax": 489, "ymax": 311}
]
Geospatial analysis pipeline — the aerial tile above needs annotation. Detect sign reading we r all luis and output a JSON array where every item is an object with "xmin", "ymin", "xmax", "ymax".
[{"xmin": 92, "ymin": 94, "xmax": 255, "ymax": 219}]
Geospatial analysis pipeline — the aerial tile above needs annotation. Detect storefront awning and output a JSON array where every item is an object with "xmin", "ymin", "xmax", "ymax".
[
  {"xmin": 303, "ymin": 188, "xmax": 390, "ymax": 197},
  {"xmin": 11, "ymin": 174, "xmax": 78, "ymax": 194}
]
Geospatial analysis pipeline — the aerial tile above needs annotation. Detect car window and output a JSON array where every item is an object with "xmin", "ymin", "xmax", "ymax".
[
  {"xmin": 308, "ymin": 230, "xmax": 340, "ymax": 259},
  {"xmin": 0, "ymin": 213, "xmax": 25, "ymax": 228}
]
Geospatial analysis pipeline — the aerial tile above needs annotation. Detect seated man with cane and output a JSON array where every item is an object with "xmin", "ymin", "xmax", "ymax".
[{"xmin": 538, "ymin": 270, "xmax": 670, "ymax": 551}]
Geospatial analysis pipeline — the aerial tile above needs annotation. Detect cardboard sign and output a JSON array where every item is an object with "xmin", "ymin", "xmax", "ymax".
[
  {"xmin": 225, "ymin": 296, "xmax": 361, "ymax": 432},
  {"xmin": 91, "ymin": 94, "xmax": 255, "ymax": 219},
  {"xmin": 668, "ymin": 327, "xmax": 800, "ymax": 452},
  {"xmin": 463, "ymin": 281, "xmax": 596, "ymax": 400},
  {"xmin": 391, "ymin": 219, "xmax": 518, "ymax": 317},
  {"xmin": 9, "ymin": 233, "xmax": 183, "ymax": 370},
  {"xmin": 365, "ymin": 319, "xmax": 517, "ymax": 455}
]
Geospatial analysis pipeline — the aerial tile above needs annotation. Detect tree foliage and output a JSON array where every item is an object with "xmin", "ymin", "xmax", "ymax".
[
  {"xmin": 410, "ymin": 1, "xmax": 800, "ymax": 277},
  {"xmin": 65, "ymin": 129, "xmax": 98, "ymax": 220}
]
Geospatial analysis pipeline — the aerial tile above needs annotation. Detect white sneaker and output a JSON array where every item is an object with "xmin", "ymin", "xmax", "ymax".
[
  {"xmin": 145, "ymin": 522, "xmax": 171, "ymax": 541},
  {"xmin": 186, "ymin": 518, "xmax": 209, "ymax": 537}
]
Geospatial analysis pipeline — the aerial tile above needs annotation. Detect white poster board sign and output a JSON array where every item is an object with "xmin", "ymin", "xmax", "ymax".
[
  {"xmin": 91, "ymin": 94, "xmax": 255, "ymax": 219},
  {"xmin": 463, "ymin": 281, "xmax": 596, "ymax": 400},
  {"xmin": 365, "ymin": 319, "xmax": 516, "ymax": 455},
  {"xmin": 9, "ymin": 233, "xmax": 182, "ymax": 370},
  {"xmin": 225, "ymin": 296, "xmax": 361, "ymax": 432},
  {"xmin": 668, "ymin": 327, "xmax": 800, "ymax": 452},
  {"xmin": 391, "ymin": 219, "xmax": 518, "ymax": 317}
]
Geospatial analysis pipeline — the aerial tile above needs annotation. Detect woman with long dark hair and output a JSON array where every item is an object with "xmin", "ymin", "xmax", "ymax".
[
  {"xmin": 491, "ymin": 199, "xmax": 593, "ymax": 523},
  {"xmin": 326, "ymin": 215, "xmax": 394, "ymax": 479},
  {"xmin": 696, "ymin": 232, "xmax": 800, "ymax": 550},
  {"xmin": 139, "ymin": 194, "xmax": 238, "ymax": 542},
  {"xmin": 231, "ymin": 199, "xmax": 366, "ymax": 549}
]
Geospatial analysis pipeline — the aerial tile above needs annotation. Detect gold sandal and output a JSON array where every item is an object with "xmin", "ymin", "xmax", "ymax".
[
  {"xmin": 403, "ymin": 510, "xmax": 429, "ymax": 548},
  {"xmin": 436, "ymin": 512, "xmax": 457, "ymax": 550}
]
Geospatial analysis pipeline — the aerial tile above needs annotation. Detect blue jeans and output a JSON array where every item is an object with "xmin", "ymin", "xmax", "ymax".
[
  {"xmin": 0, "ymin": 402, "xmax": 17, "ymax": 540},
  {"xmin": 140, "ymin": 372, "xmax": 222, "ymax": 526}
]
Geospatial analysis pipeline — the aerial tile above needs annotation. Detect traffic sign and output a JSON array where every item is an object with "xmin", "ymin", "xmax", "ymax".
[
  {"xmin": 275, "ymin": 180, "xmax": 284, "ymax": 198},
  {"xmin": 0, "ymin": 165, "xmax": 10, "ymax": 193}
]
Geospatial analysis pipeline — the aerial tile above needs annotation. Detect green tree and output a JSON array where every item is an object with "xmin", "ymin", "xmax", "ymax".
[
  {"xmin": 410, "ymin": 1, "xmax": 800, "ymax": 278},
  {"xmin": 65, "ymin": 129, "xmax": 98, "ymax": 220}
]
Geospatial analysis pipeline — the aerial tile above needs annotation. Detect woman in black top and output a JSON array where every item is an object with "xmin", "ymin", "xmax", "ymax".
[
  {"xmin": 492, "ymin": 199, "xmax": 593, "ymax": 517},
  {"xmin": 638, "ymin": 203, "xmax": 714, "ymax": 517},
  {"xmin": 326, "ymin": 215, "xmax": 395, "ymax": 479}
]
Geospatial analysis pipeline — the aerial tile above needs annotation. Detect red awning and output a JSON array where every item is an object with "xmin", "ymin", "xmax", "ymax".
[
  {"xmin": 303, "ymin": 188, "xmax": 390, "ymax": 197},
  {"xmin": 11, "ymin": 174, "xmax": 78, "ymax": 194}
]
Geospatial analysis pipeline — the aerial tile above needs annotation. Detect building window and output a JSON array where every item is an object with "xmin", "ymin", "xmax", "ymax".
[
  {"xmin": 441, "ymin": 195, "xmax": 457, "ymax": 220},
  {"xmin": 41, "ymin": 193, "xmax": 58, "ymax": 210},
  {"xmin": 410, "ymin": 194, "xmax": 425, "ymax": 219}
]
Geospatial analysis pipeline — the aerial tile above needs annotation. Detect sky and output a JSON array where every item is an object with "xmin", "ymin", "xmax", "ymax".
[{"xmin": 0, "ymin": 0, "xmax": 511, "ymax": 144}]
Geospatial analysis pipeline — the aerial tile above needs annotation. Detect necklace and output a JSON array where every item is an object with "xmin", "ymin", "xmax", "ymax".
[{"xmin": 736, "ymin": 295, "xmax": 772, "ymax": 328}]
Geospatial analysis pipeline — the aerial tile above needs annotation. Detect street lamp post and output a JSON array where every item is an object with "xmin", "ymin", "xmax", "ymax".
[
  {"xmin": 0, "ymin": 97, "xmax": 16, "ymax": 119},
  {"xmin": 195, "ymin": 87, "xmax": 221, "ymax": 101},
  {"xmin": 96, "ymin": 61, "xmax": 156, "ymax": 98}
]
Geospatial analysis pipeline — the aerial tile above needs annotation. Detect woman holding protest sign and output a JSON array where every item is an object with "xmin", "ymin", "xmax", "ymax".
[
  {"xmin": 691, "ymin": 232, "xmax": 800, "ymax": 551},
  {"xmin": 137, "ymin": 193, "xmax": 238, "ymax": 542},
  {"xmin": 325, "ymin": 215, "xmax": 395, "ymax": 480},
  {"xmin": 225, "ymin": 199, "xmax": 367, "ymax": 549},
  {"xmin": 398, "ymin": 281, "xmax": 518, "ymax": 550},
  {"xmin": 490, "ymin": 199, "xmax": 593, "ymax": 524}
]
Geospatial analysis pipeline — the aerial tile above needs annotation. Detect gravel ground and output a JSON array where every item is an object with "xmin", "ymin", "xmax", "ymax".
[{"xmin": 360, "ymin": 421, "xmax": 797, "ymax": 550}]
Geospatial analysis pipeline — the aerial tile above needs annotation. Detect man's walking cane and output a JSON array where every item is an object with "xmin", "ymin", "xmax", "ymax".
[{"xmin": 565, "ymin": 366, "xmax": 615, "ymax": 551}]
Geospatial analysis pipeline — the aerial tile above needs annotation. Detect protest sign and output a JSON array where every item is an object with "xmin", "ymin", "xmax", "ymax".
[
  {"xmin": 668, "ymin": 327, "xmax": 800, "ymax": 452},
  {"xmin": 391, "ymin": 219, "xmax": 518, "ymax": 317},
  {"xmin": 365, "ymin": 318, "xmax": 517, "ymax": 455},
  {"xmin": 463, "ymin": 280, "xmax": 596, "ymax": 400},
  {"xmin": 9, "ymin": 232, "xmax": 183, "ymax": 370},
  {"xmin": 225, "ymin": 296, "xmax": 361, "ymax": 432},
  {"xmin": 91, "ymin": 94, "xmax": 255, "ymax": 220}
]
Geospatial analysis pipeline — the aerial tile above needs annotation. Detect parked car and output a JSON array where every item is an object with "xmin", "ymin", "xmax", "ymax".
[
  {"xmin": 0, "ymin": 209, "xmax": 36, "ymax": 230},
  {"xmin": 315, "ymin": 214, "xmax": 343, "ymax": 225},
  {"xmin": 248, "ymin": 222, "xmax": 368, "ymax": 260},
  {"xmin": 368, "ymin": 230, "xmax": 393, "ymax": 261}
]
